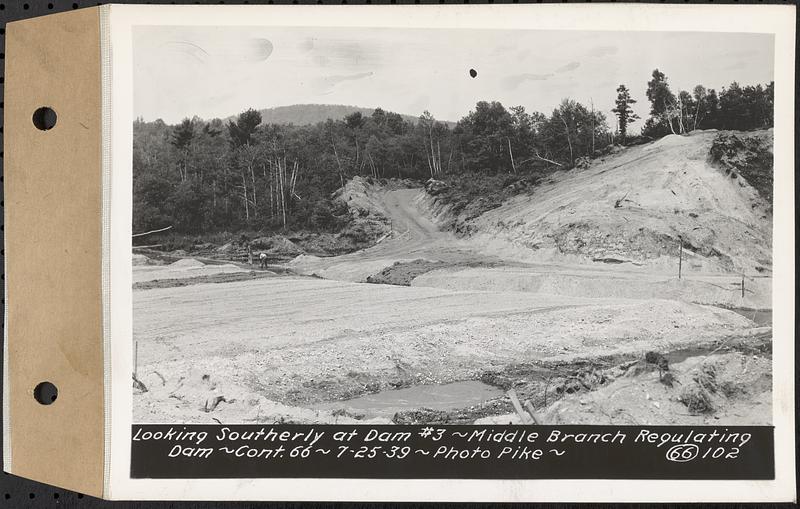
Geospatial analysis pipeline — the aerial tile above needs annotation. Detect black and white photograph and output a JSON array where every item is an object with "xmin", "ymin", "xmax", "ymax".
[{"xmin": 130, "ymin": 25, "xmax": 775, "ymax": 427}]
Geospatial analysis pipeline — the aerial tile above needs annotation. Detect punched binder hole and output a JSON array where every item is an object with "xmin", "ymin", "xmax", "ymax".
[
  {"xmin": 32, "ymin": 107, "xmax": 57, "ymax": 131},
  {"xmin": 469, "ymin": 69, "xmax": 478, "ymax": 78},
  {"xmin": 33, "ymin": 381, "xmax": 58, "ymax": 405}
]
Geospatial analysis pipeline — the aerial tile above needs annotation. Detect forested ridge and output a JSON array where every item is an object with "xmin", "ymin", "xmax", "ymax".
[
  {"xmin": 133, "ymin": 70, "xmax": 774, "ymax": 239},
  {"xmin": 233, "ymin": 104, "xmax": 424, "ymax": 127}
]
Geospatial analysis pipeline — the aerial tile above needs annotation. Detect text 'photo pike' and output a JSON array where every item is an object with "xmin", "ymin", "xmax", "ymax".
[{"xmin": 131, "ymin": 25, "xmax": 774, "ymax": 427}]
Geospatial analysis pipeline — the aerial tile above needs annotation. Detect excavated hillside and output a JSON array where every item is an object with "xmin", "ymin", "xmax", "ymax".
[{"xmin": 427, "ymin": 130, "xmax": 773, "ymax": 275}]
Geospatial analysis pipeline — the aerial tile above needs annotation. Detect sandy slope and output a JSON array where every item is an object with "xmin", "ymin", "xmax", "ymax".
[{"xmin": 464, "ymin": 131, "xmax": 772, "ymax": 273}]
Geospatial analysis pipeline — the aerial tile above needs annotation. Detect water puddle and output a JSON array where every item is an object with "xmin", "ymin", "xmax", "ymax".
[
  {"xmin": 728, "ymin": 307, "xmax": 772, "ymax": 327},
  {"xmin": 312, "ymin": 381, "xmax": 503, "ymax": 418}
]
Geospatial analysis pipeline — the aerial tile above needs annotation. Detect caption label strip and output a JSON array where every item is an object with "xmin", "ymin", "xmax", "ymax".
[{"xmin": 131, "ymin": 425, "xmax": 774, "ymax": 479}]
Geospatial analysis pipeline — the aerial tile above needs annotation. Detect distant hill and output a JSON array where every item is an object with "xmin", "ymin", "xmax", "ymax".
[
  {"xmin": 236, "ymin": 104, "xmax": 421, "ymax": 126},
  {"xmin": 224, "ymin": 104, "xmax": 455, "ymax": 127}
]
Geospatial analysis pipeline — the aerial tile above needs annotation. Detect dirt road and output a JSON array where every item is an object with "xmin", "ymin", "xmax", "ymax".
[
  {"xmin": 288, "ymin": 188, "xmax": 500, "ymax": 282},
  {"xmin": 384, "ymin": 188, "xmax": 441, "ymax": 239}
]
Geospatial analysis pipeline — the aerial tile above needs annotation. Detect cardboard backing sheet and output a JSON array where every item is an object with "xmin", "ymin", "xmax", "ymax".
[{"xmin": 4, "ymin": 7, "xmax": 105, "ymax": 497}]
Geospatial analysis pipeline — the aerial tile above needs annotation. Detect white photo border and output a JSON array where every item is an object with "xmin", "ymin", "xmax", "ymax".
[{"xmin": 106, "ymin": 3, "xmax": 796, "ymax": 501}]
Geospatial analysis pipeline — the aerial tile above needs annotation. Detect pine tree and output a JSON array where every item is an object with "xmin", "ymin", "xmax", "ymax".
[
  {"xmin": 226, "ymin": 109, "xmax": 262, "ymax": 148},
  {"xmin": 611, "ymin": 84, "xmax": 639, "ymax": 141}
]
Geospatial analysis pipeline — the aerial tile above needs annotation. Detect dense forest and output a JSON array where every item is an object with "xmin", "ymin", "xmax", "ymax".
[{"xmin": 133, "ymin": 69, "xmax": 774, "ymax": 236}]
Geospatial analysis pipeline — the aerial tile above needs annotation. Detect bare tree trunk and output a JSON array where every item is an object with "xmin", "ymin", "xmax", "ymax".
[
  {"xmin": 436, "ymin": 140, "xmax": 442, "ymax": 175},
  {"xmin": 560, "ymin": 115, "xmax": 574, "ymax": 165},
  {"xmin": 426, "ymin": 152, "xmax": 434, "ymax": 178},
  {"xmin": 428, "ymin": 126, "xmax": 439, "ymax": 176},
  {"xmin": 665, "ymin": 109, "xmax": 677, "ymax": 135},
  {"xmin": 249, "ymin": 161, "xmax": 258, "ymax": 218},
  {"xmin": 446, "ymin": 148, "xmax": 453, "ymax": 173},
  {"xmin": 271, "ymin": 161, "xmax": 276, "ymax": 219},
  {"xmin": 663, "ymin": 99, "xmax": 677, "ymax": 135},
  {"xmin": 506, "ymin": 137, "xmax": 517, "ymax": 174},
  {"xmin": 241, "ymin": 173, "xmax": 249, "ymax": 221},
  {"xmin": 267, "ymin": 160, "xmax": 273, "ymax": 219},
  {"xmin": 693, "ymin": 106, "xmax": 701, "ymax": 131},
  {"xmin": 367, "ymin": 154, "xmax": 377, "ymax": 179},
  {"xmin": 290, "ymin": 161, "xmax": 301, "ymax": 200},
  {"xmin": 331, "ymin": 141, "xmax": 345, "ymax": 190},
  {"xmin": 279, "ymin": 159, "xmax": 287, "ymax": 228},
  {"xmin": 525, "ymin": 149, "xmax": 563, "ymax": 167},
  {"xmin": 590, "ymin": 99, "xmax": 596, "ymax": 154}
]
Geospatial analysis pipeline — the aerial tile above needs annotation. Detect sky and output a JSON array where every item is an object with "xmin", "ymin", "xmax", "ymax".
[{"xmin": 133, "ymin": 26, "xmax": 774, "ymax": 130}]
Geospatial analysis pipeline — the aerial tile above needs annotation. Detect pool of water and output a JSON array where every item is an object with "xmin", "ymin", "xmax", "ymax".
[
  {"xmin": 313, "ymin": 380, "xmax": 504, "ymax": 418},
  {"xmin": 728, "ymin": 307, "xmax": 772, "ymax": 327}
]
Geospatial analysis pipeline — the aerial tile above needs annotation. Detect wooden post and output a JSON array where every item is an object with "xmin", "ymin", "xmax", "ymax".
[
  {"xmin": 741, "ymin": 273, "xmax": 745, "ymax": 298},
  {"xmin": 678, "ymin": 237, "xmax": 683, "ymax": 279},
  {"xmin": 523, "ymin": 400, "xmax": 541, "ymax": 425},
  {"xmin": 506, "ymin": 388, "xmax": 532, "ymax": 424},
  {"xmin": 134, "ymin": 340, "xmax": 139, "ymax": 379}
]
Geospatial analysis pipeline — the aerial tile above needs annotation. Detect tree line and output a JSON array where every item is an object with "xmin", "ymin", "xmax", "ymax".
[
  {"xmin": 134, "ymin": 99, "xmax": 609, "ymax": 234},
  {"xmin": 133, "ymin": 68, "xmax": 773, "ymax": 235},
  {"xmin": 632, "ymin": 69, "xmax": 774, "ymax": 138}
]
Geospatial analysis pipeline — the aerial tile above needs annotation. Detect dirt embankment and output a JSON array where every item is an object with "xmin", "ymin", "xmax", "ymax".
[
  {"xmin": 366, "ymin": 259, "xmax": 500, "ymax": 286},
  {"xmin": 709, "ymin": 130, "xmax": 773, "ymax": 206},
  {"xmin": 423, "ymin": 130, "xmax": 772, "ymax": 275}
]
